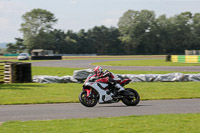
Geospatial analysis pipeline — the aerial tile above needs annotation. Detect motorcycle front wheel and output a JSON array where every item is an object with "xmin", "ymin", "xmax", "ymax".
[
  {"xmin": 79, "ymin": 91, "xmax": 98, "ymax": 107},
  {"xmin": 121, "ymin": 88, "xmax": 140, "ymax": 106}
]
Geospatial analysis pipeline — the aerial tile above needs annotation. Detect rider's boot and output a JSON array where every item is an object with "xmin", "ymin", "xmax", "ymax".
[{"xmin": 115, "ymin": 84, "xmax": 124, "ymax": 93}]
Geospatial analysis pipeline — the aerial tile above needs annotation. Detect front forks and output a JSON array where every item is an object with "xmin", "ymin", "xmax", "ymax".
[{"xmin": 85, "ymin": 88, "xmax": 93, "ymax": 98}]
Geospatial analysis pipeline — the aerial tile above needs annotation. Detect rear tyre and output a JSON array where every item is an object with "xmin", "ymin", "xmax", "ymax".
[
  {"xmin": 121, "ymin": 88, "xmax": 140, "ymax": 106},
  {"xmin": 79, "ymin": 91, "xmax": 98, "ymax": 107}
]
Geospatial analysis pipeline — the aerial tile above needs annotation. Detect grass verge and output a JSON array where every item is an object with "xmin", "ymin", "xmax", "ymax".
[
  {"xmin": 0, "ymin": 83, "xmax": 80, "ymax": 105},
  {"xmin": 32, "ymin": 66, "xmax": 81, "ymax": 77},
  {"xmin": 0, "ymin": 82, "xmax": 200, "ymax": 105},
  {"xmin": 0, "ymin": 113, "xmax": 199, "ymax": 133},
  {"xmin": 92, "ymin": 59, "xmax": 200, "ymax": 66},
  {"xmin": 32, "ymin": 66, "xmax": 199, "ymax": 77}
]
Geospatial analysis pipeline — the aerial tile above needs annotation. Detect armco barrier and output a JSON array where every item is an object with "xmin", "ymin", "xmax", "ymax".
[{"xmin": 171, "ymin": 55, "xmax": 200, "ymax": 63}]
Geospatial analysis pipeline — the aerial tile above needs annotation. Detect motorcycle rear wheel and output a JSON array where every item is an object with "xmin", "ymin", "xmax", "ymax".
[
  {"xmin": 121, "ymin": 88, "xmax": 140, "ymax": 106},
  {"xmin": 79, "ymin": 91, "xmax": 98, "ymax": 107}
]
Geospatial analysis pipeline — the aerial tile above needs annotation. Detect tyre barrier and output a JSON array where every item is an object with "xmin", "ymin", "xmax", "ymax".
[
  {"xmin": 33, "ymin": 69, "xmax": 200, "ymax": 83},
  {"xmin": 0, "ymin": 63, "xmax": 4, "ymax": 83},
  {"xmin": 0, "ymin": 61, "xmax": 32, "ymax": 83},
  {"xmin": 171, "ymin": 55, "xmax": 200, "ymax": 63}
]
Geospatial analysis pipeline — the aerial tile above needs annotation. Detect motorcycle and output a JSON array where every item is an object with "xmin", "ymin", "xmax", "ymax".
[{"xmin": 79, "ymin": 72, "xmax": 140, "ymax": 107}]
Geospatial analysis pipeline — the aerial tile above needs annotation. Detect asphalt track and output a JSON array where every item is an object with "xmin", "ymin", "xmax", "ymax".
[
  {"xmin": 0, "ymin": 99, "xmax": 200, "ymax": 122},
  {"xmin": 1, "ymin": 58, "xmax": 199, "ymax": 122},
  {"xmin": 31, "ymin": 59, "xmax": 200, "ymax": 72}
]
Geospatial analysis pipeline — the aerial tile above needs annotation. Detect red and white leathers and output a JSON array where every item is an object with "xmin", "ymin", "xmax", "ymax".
[
  {"xmin": 92, "ymin": 66, "xmax": 124, "ymax": 92},
  {"xmin": 93, "ymin": 66, "xmax": 114, "ymax": 83}
]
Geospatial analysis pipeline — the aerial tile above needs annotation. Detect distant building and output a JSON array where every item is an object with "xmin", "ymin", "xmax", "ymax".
[
  {"xmin": 185, "ymin": 50, "xmax": 200, "ymax": 55},
  {"xmin": 31, "ymin": 49, "xmax": 53, "ymax": 56}
]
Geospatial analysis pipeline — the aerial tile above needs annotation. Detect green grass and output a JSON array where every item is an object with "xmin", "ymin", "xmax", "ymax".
[
  {"xmin": 93, "ymin": 59, "xmax": 200, "ymax": 66},
  {"xmin": 0, "ymin": 83, "xmax": 81, "ymax": 105},
  {"xmin": 127, "ymin": 82, "xmax": 200, "ymax": 100},
  {"xmin": 32, "ymin": 66, "xmax": 81, "ymax": 77},
  {"xmin": 110, "ymin": 70, "xmax": 199, "ymax": 74},
  {"xmin": 32, "ymin": 66, "xmax": 199, "ymax": 77},
  {"xmin": 0, "ymin": 113, "xmax": 199, "ymax": 133},
  {"xmin": 0, "ymin": 82, "xmax": 200, "ymax": 105}
]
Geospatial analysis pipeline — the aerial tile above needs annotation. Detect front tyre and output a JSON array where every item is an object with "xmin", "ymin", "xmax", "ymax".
[
  {"xmin": 121, "ymin": 88, "xmax": 140, "ymax": 106},
  {"xmin": 79, "ymin": 91, "xmax": 98, "ymax": 107}
]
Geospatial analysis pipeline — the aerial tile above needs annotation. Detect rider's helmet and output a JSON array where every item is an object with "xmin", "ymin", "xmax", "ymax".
[{"xmin": 93, "ymin": 66, "xmax": 103, "ymax": 76}]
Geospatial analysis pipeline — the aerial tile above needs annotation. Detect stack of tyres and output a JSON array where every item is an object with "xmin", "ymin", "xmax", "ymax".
[
  {"xmin": 0, "ymin": 63, "xmax": 4, "ymax": 83},
  {"xmin": 16, "ymin": 63, "xmax": 32, "ymax": 83},
  {"xmin": 0, "ymin": 62, "xmax": 32, "ymax": 83},
  {"xmin": 4, "ymin": 63, "xmax": 16, "ymax": 83}
]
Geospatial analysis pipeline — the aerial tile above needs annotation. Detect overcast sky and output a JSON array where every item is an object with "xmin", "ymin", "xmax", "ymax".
[{"xmin": 1, "ymin": 0, "xmax": 200, "ymax": 43}]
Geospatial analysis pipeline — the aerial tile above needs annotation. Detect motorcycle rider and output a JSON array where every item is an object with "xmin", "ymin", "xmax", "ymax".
[{"xmin": 92, "ymin": 66, "xmax": 124, "ymax": 92}]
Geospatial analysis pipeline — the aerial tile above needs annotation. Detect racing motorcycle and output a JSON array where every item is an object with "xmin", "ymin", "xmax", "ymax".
[{"xmin": 79, "ymin": 72, "xmax": 140, "ymax": 107}]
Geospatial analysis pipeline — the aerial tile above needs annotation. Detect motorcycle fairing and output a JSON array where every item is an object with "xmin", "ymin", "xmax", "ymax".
[
  {"xmin": 96, "ymin": 77, "xmax": 109, "ymax": 83},
  {"xmin": 120, "ymin": 79, "xmax": 131, "ymax": 86},
  {"xmin": 84, "ymin": 82, "xmax": 114, "ymax": 103}
]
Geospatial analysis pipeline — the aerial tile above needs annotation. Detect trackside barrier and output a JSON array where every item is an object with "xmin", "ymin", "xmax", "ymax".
[
  {"xmin": 171, "ymin": 55, "xmax": 178, "ymax": 62},
  {"xmin": 31, "ymin": 56, "xmax": 62, "ymax": 60},
  {"xmin": 3, "ymin": 54, "xmax": 19, "ymax": 56},
  {"xmin": 0, "ymin": 63, "xmax": 4, "ymax": 83},
  {"xmin": 171, "ymin": 55, "xmax": 200, "ymax": 63},
  {"xmin": 33, "ymin": 69, "xmax": 200, "ymax": 83},
  {"xmin": 0, "ymin": 62, "xmax": 32, "ymax": 84}
]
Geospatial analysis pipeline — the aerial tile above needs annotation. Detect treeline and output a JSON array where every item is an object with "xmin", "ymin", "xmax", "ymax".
[{"xmin": 6, "ymin": 9, "xmax": 200, "ymax": 55}]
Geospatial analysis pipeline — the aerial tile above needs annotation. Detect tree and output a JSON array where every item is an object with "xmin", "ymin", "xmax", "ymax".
[
  {"xmin": 167, "ymin": 12, "xmax": 193, "ymax": 54},
  {"xmin": 15, "ymin": 38, "xmax": 26, "ymax": 52},
  {"xmin": 154, "ymin": 15, "xmax": 172, "ymax": 54},
  {"xmin": 20, "ymin": 8, "xmax": 57, "ymax": 51},
  {"xmin": 118, "ymin": 10, "xmax": 156, "ymax": 54},
  {"xmin": 76, "ymin": 29, "xmax": 94, "ymax": 54},
  {"xmin": 191, "ymin": 13, "xmax": 200, "ymax": 50},
  {"xmin": 64, "ymin": 30, "xmax": 78, "ymax": 54},
  {"xmin": 6, "ymin": 38, "xmax": 26, "ymax": 53},
  {"xmin": 48, "ymin": 29, "xmax": 68, "ymax": 54},
  {"xmin": 87, "ymin": 26, "xmax": 122, "ymax": 55},
  {"xmin": 6, "ymin": 43, "xmax": 17, "ymax": 54}
]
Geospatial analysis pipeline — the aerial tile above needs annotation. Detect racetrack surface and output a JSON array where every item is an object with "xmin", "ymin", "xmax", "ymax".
[
  {"xmin": 32, "ymin": 59, "xmax": 200, "ymax": 72},
  {"xmin": 0, "ymin": 99, "xmax": 199, "ymax": 122},
  {"xmin": 1, "ymin": 58, "xmax": 199, "ymax": 122}
]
